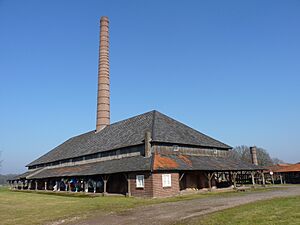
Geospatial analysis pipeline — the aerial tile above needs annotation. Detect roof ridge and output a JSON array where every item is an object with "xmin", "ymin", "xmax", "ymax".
[
  {"xmin": 103, "ymin": 110, "xmax": 156, "ymax": 129},
  {"xmin": 154, "ymin": 111, "xmax": 231, "ymax": 149}
]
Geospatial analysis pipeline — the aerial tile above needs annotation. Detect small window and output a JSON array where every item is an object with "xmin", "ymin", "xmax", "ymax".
[
  {"xmin": 136, "ymin": 175, "xmax": 144, "ymax": 188},
  {"xmin": 162, "ymin": 174, "xmax": 172, "ymax": 187},
  {"xmin": 173, "ymin": 145, "xmax": 179, "ymax": 151}
]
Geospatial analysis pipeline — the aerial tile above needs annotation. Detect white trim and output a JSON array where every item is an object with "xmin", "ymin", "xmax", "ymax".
[
  {"xmin": 136, "ymin": 175, "xmax": 144, "ymax": 188},
  {"xmin": 162, "ymin": 174, "xmax": 171, "ymax": 187}
]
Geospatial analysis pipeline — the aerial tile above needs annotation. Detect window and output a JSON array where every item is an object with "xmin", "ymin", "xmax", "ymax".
[
  {"xmin": 136, "ymin": 175, "xmax": 144, "ymax": 188},
  {"xmin": 173, "ymin": 145, "xmax": 179, "ymax": 152},
  {"xmin": 162, "ymin": 174, "xmax": 172, "ymax": 187}
]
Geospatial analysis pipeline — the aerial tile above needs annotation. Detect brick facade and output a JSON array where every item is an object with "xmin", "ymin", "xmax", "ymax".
[
  {"xmin": 152, "ymin": 172, "xmax": 180, "ymax": 198},
  {"xmin": 129, "ymin": 172, "xmax": 153, "ymax": 198},
  {"xmin": 129, "ymin": 172, "xmax": 180, "ymax": 198}
]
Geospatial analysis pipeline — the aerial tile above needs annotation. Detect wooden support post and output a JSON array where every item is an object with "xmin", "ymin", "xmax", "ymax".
[
  {"xmin": 251, "ymin": 171, "xmax": 256, "ymax": 188},
  {"xmin": 101, "ymin": 175, "xmax": 110, "ymax": 196},
  {"xmin": 21, "ymin": 181, "xmax": 24, "ymax": 190},
  {"xmin": 280, "ymin": 174, "xmax": 283, "ymax": 185},
  {"xmin": 58, "ymin": 180, "xmax": 61, "ymax": 192},
  {"xmin": 28, "ymin": 180, "xmax": 32, "ymax": 190},
  {"xmin": 207, "ymin": 172, "xmax": 214, "ymax": 191},
  {"xmin": 232, "ymin": 172, "xmax": 237, "ymax": 189},
  {"xmin": 240, "ymin": 171, "xmax": 243, "ymax": 185},
  {"xmin": 208, "ymin": 173, "xmax": 211, "ymax": 191},
  {"xmin": 261, "ymin": 172, "xmax": 266, "ymax": 187},
  {"xmin": 84, "ymin": 180, "xmax": 88, "ymax": 193},
  {"xmin": 103, "ymin": 178, "xmax": 107, "ymax": 196},
  {"xmin": 229, "ymin": 172, "xmax": 232, "ymax": 185},
  {"xmin": 35, "ymin": 181, "xmax": 38, "ymax": 191},
  {"xmin": 93, "ymin": 181, "xmax": 96, "ymax": 193},
  {"xmin": 68, "ymin": 182, "xmax": 71, "ymax": 192},
  {"xmin": 55, "ymin": 181, "xmax": 59, "ymax": 192},
  {"xmin": 179, "ymin": 173, "xmax": 185, "ymax": 181},
  {"xmin": 126, "ymin": 174, "xmax": 131, "ymax": 197},
  {"xmin": 44, "ymin": 181, "xmax": 47, "ymax": 191}
]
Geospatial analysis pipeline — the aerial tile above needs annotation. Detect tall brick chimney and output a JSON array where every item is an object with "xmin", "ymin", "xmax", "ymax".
[
  {"xmin": 250, "ymin": 146, "xmax": 258, "ymax": 166},
  {"xmin": 96, "ymin": 16, "xmax": 110, "ymax": 132}
]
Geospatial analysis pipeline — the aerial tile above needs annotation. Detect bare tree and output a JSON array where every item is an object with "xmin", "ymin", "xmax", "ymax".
[
  {"xmin": 227, "ymin": 145, "xmax": 252, "ymax": 164},
  {"xmin": 228, "ymin": 145, "xmax": 277, "ymax": 166},
  {"xmin": 256, "ymin": 147, "xmax": 274, "ymax": 166}
]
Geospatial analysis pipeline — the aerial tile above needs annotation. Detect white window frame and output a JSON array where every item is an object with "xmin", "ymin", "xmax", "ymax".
[
  {"xmin": 162, "ymin": 174, "xmax": 172, "ymax": 187},
  {"xmin": 136, "ymin": 175, "xmax": 144, "ymax": 188}
]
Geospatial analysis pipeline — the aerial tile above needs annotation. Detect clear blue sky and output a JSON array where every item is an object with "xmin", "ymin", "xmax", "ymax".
[{"xmin": 0, "ymin": 0, "xmax": 299, "ymax": 174}]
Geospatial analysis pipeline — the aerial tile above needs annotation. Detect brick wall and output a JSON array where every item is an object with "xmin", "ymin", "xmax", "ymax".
[
  {"xmin": 152, "ymin": 172, "xmax": 180, "ymax": 198},
  {"xmin": 129, "ymin": 172, "xmax": 153, "ymax": 198}
]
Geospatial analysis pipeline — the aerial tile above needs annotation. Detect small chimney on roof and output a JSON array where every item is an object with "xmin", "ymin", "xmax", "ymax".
[
  {"xmin": 144, "ymin": 131, "xmax": 152, "ymax": 157},
  {"xmin": 96, "ymin": 16, "xmax": 110, "ymax": 132},
  {"xmin": 250, "ymin": 146, "xmax": 258, "ymax": 166}
]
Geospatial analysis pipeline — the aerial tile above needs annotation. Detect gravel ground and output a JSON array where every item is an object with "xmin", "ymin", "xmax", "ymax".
[{"xmin": 68, "ymin": 185, "xmax": 300, "ymax": 225}]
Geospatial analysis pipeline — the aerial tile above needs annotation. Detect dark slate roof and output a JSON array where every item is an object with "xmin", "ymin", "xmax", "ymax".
[
  {"xmin": 28, "ymin": 156, "xmax": 152, "ymax": 179},
  {"xmin": 28, "ymin": 110, "xmax": 231, "ymax": 167},
  {"xmin": 153, "ymin": 153, "xmax": 263, "ymax": 171},
  {"xmin": 152, "ymin": 111, "xmax": 231, "ymax": 149},
  {"xmin": 23, "ymin": 153, "xmax": 261, "ymax": 180}
]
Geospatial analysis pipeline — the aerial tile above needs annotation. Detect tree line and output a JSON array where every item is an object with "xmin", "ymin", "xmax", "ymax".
[{"xmin": 0, "ymin": 174, "xmax": 18, "ymax": 185}]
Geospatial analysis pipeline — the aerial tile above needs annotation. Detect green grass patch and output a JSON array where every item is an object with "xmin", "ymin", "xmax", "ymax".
[
  {"xmin": 0, "ymin": 186, "xmax": 283, "ymax": 225},
  {"xmin": 177, "ymin": 196, "xmax": 300, "ymax": 225}
]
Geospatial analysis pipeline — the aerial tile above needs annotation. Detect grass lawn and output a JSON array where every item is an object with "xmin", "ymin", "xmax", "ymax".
[
  {"xmin": 177, "ymin": 196, "xmax": 300, "ymax": 225},
  {"xmin": 0, "ymin": 186, "xmax": 283, "ymax": 225}
]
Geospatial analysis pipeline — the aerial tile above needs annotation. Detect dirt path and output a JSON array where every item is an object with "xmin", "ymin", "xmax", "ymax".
[{"xmin": 71, "ymin": 186, "xmax": 300, "ymax": 225}]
